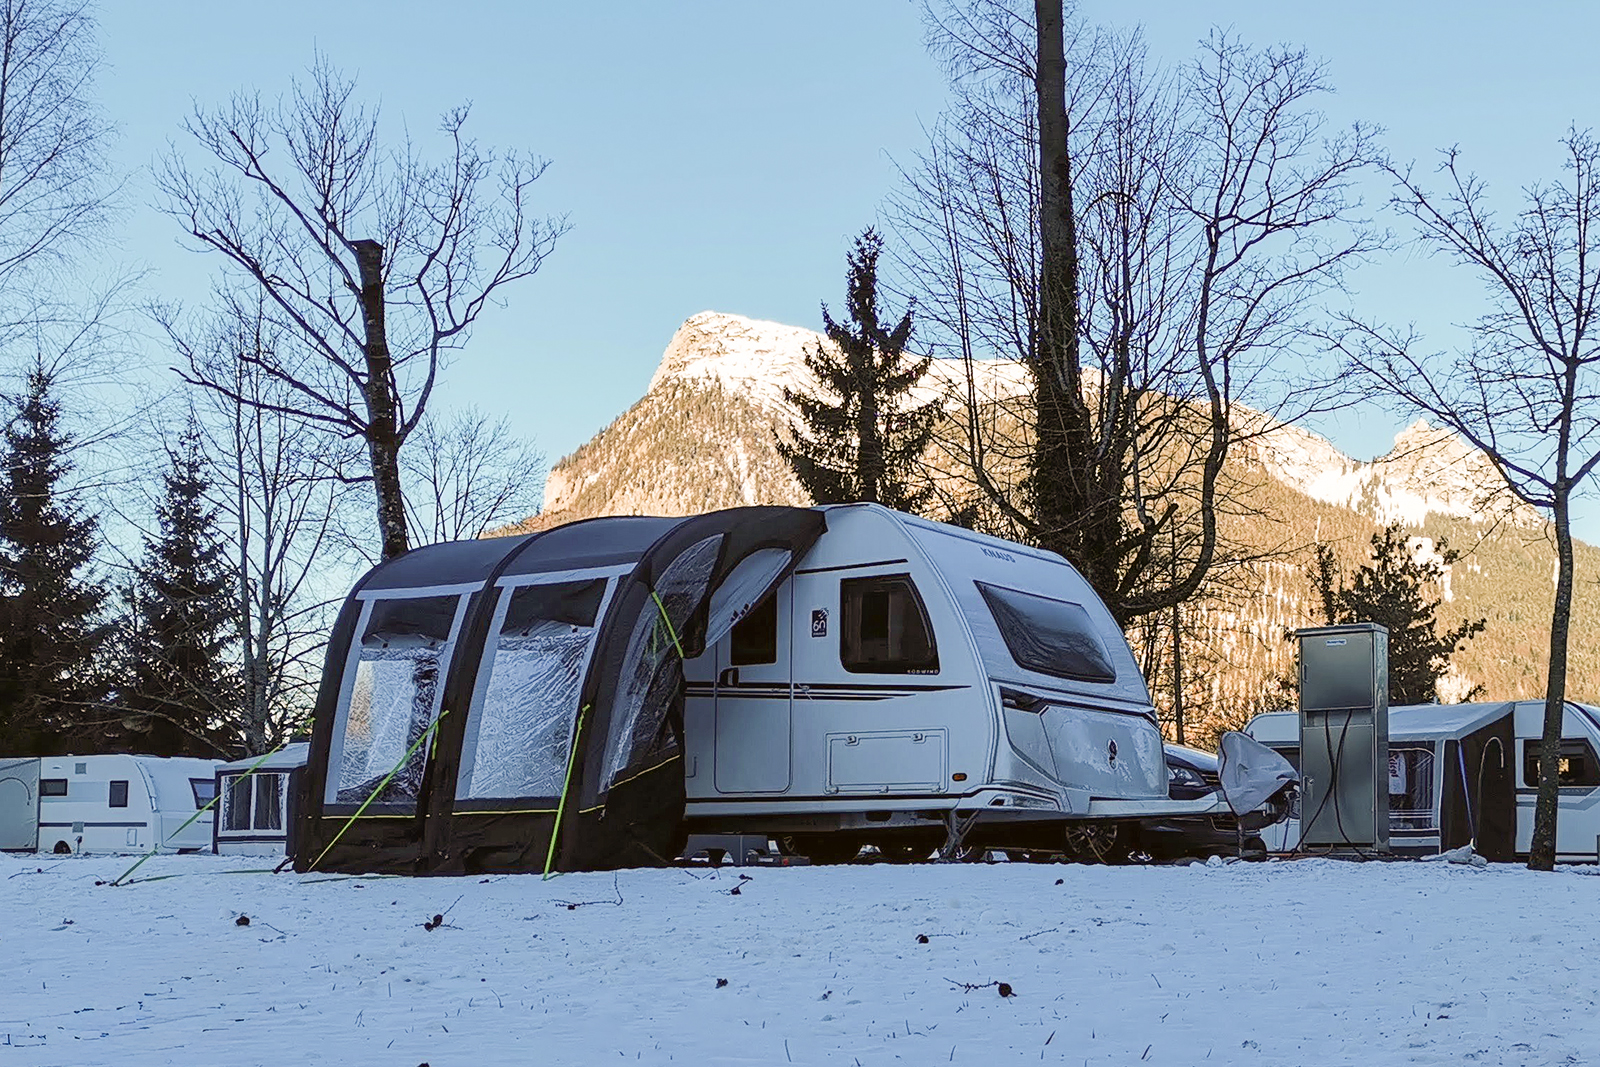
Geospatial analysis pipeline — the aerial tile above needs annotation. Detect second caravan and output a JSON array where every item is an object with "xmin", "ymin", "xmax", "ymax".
[{"xmin": 1248, "ymin": 699, "xmax": 1600, "ymax": 863}]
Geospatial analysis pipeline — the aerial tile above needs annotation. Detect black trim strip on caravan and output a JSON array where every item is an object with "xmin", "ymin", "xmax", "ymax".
[
  {"xmin": 685, "ymin": 684, "xmax": 969, "ymax": 703},
  {"xmin": 793, "ymin": 558, "xmax": 908, "ymax": 576},
  {"xmin": 39, "ymin": 821, "xmax": 150, "ymax": 829},
  {"xmin": 215, "ymin": 833, "xmax": 290, "ymax": 844},
  {"xmin": 694, "ymin": 790, "xmax": 981, "ymax": 805}
]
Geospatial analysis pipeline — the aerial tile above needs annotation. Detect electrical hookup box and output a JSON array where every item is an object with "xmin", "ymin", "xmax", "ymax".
[{"xmin": 1296, "ymin": 623, "xmax": 1390, "ymax": 851}]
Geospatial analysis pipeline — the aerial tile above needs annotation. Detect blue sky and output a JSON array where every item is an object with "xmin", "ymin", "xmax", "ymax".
[{"xmin": 93, "ymin": 1, "xmax": 1599, "ymax": 543}]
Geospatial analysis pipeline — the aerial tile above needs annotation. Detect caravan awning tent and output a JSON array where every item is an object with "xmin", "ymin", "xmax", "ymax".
[{"xmin": 294, "ymin": 507, "xmax": 826, "ymax": 875}]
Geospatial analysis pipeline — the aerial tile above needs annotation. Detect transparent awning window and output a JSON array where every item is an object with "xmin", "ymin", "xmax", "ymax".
[
  {"xmin": 460, "ymin": 579, "xmax": 608, "ymax": 801},
  {"xmin": 603, "ymin": 535, "xmax": 723, "ymax": 788},
  {"xmin": 334, "ymin": 594, "xmax": 463, "ymax": 808}
]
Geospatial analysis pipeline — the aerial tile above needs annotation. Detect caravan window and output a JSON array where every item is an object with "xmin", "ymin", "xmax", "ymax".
[
  {"xmin": 254, "ymin": 775, "xmax": 283, "ymax": 831},
  {"xmin": 1522, "ymin": 738, "xmax": 1600, "ymax": 788},
  {"xmin": 977, "ymin": 582, "xmax": 1116, "ymax": 683},
  {"xmin": 335, "ymin": 594, "xmax": 464, "ymax": 808},
  {"xmin": 223, "ymin": 774, "xmax": 252, "ymax": 832},
  {"xmin": 460, "ymin": 579, "xmax": 607, "ymax": 801},
  {"xmin": 730, "ymin": 595, "xmax": 778, "ymax": 666},
  {"xmin": 191, "ymin": 778, "xmax": 216, "ymax": 808},
  {"xmin": 40, "ymin": 779, "xmax": 66, "ymax": 797},
  {"xmin": 1389, "ymin": 746, "xmax": 1436, "ymax": 831},
  {"xmin": 108, "ymin": 780, "xmax": 129, "ymax": 808},
  {"xmin": 840, "ymin": 575, "xmax": 938, "ymax": 675}
]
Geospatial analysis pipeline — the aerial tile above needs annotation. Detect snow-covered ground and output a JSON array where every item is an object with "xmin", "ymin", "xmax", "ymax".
[{"xmin": 3, "ymin": 853, "xmax": 1596, "ymax": 1066}]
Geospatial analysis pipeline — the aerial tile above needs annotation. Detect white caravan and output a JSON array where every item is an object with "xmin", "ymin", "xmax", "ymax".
[
  {"xmin": 681, "ymin": 504, "xmax": 1240, "ymax": 858},
  {"xmin": 32, "ymin": 755, "xmax": 219, "ymax": 855},
  {"xmin": 1248, "ymin": 700, "xmax": 1600, "ymax": 863}
]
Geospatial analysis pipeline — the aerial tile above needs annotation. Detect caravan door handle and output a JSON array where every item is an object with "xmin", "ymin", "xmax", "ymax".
[{"xmin": 718, "ymin": 667, "xmax": 739, "ymax": 687}]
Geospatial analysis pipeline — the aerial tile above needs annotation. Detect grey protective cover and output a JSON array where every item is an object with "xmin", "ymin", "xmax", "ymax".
[{"xmin": 1217, "ymin": 731, "xmax": 1299, "ymax": 815}]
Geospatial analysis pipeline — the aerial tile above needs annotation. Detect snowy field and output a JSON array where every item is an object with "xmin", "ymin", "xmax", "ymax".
[{"xmin": 3, "ymin": 853, "xmax": 1598, "ymax": 1066}]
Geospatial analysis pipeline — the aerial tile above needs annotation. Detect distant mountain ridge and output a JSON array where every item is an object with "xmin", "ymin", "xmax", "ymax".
[
  {"xmin": 549, "ymin": 311, "xmax": 1538, "ymax": 532},
  {"xmin": 514, "ymin": 311, "xmax": 1597, "ymax": 733}
]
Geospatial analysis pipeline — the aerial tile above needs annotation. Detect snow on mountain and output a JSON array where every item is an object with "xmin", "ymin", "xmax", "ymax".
[
  {"xmin": 1243, "ymin": 415, "xmax": 1535, "ymax": 530},
  {"xmin": 553, "ymin": 309, "xmax": 1520, "ymax": 533}
]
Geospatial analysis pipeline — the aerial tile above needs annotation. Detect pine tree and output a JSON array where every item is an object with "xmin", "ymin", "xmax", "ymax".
[
  {"xmin": 118, "ymin": 419, "xmax": 240, "ymax": 757},
  {"xmin": 0, "ymin": 366, "xmax": 112, "ymax": 754},
  {"xmin": 1312, "ymin": 525, "xmax": 1488, "ymax": 705},
  {"xmin": 778, "ymin": 228, "xmax": 939, "ymax": 512}
]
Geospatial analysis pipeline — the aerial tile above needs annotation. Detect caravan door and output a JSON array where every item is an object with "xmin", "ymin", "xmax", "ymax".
[
  {"xmin": 0, "ymin": 758, "xmax": 38, "ymax": 851},
  {"xmin": 712, "ymin": 583, "xmax": 793, "ymax": 793}
]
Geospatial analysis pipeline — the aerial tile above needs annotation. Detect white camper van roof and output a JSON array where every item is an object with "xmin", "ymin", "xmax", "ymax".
[
  {"xmin": 1388, "ymin": 702, "xmax": 1515, "ymax": 741},
  {"xmin": 1248, "ymin": 702, "xmax": 1516, "ymax": 746},
  {"xmin": 218, "ymin": 743, "xmax": 309, "ymax": 774}
]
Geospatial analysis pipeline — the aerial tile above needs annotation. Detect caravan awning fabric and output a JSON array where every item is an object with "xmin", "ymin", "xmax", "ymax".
[{"xmin": 294, "ymin": 507, "xmax": 825, "ymax": 876}]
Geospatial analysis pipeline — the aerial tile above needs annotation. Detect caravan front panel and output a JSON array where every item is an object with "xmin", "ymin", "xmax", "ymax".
[
  {"xmin": 0, "ymin": 757, "xmax": 38, "ymax": 851},
  {"xmin": 1514, "ymin": 701, "xmax": 1600, "ymax": 862}
]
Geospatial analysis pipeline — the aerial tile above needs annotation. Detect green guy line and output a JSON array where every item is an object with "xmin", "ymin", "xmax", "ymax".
[
  {"xmin": 543, "ymin": 705, "xmax": 590, "ymax": 881},
  {"xmin": 309, "ymin": 709, "xmax": 449, "ymax": 872},
  {"xmin": 111, "ymin": 741, "xmax": 288, "ymax": 887}
]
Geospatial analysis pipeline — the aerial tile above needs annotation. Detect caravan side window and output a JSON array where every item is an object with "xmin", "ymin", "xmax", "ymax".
[
  {"xmin": 1523, "ymin": 738, "xmax": 1600, "ymax": 788},
  {"xmin": 730, "ymin": 595, "xmax": 778, "ymax": 666},
  {"xmin": 108, "ymin": 780, "xmax": 129, "ymax": 808},
  {"xmin": 40, "ymin": 778, "xmax": 67, "ymax": 797},
  {"xmin": 223, "ymin": 774, "xmax": 252, "ymax": 831},
  {"xmin": 839, "ymin": 575, "xmax": 938, "ymax": 675},
  {"xmin": 254, "ymin": 775, "xmax": 283, "ymax": 831},
  {"xmin": 977, "ymin": 582, "xmax": 1116, "ymax": 683}
]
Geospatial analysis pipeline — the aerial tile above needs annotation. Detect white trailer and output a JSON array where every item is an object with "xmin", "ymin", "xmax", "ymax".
[
  {"xmin": 681, "ymin": 505, "xmax": 1245, "ymax": 859},
  {"xmin": 1248, "ymin": 700, "xmax": 1600, "ymax": 863},
  {"xmin": 32, "ymin": 754, "xmax": 220, "ymax": 855}
]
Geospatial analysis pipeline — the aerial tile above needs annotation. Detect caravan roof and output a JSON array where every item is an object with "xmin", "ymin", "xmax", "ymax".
[
  {"xmin": 1388, "ymin": 702, "xmax": 1516, "ymax": 741},
  {"xmin": 1249, "ymin": 702, "xmax": 1518, "ymax": 746},
  {"xmin": 217, "ymin": 743, "xmax": 309, "ymax": 775}
]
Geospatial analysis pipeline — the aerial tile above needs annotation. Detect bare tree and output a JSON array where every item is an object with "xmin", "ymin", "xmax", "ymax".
[
  {"xmin": 0, "ymin": 0, "xmax": 114, "ymax": 308},
  {"xmin": 163, "ymin": 295, "xmax": 351, "ymax": 753},
  {"xmin": 157, "ymin": 55, "xmax": 566, "ymax": 561},
  {"xmin": 1338, "ymin": 131, "xmax": 1600, "ymax": 871},
  {"xmin": 895, "ymin": 3, "xmax": 1378, "ymax": 625},
  {"xmin": 401, "ymin": 406, "xmax": 544, "ymax": 546}
]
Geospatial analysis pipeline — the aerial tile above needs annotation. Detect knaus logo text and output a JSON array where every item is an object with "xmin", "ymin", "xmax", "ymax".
[{"xmin": 981, "ymin": 547, "xmax": 1015, "ymax": 563}]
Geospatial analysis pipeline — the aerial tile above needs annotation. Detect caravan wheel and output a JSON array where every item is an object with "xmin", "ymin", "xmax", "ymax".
[{"xmin": 1063, "ymin": 823, "xmax": 1134, "ymax": 864}]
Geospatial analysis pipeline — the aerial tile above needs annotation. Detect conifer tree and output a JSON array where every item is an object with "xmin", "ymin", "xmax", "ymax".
[
  {"xmin": 779, "ymin": 228, "xmax": 939, "ymax": 511},
  {"xmin": 118, "ymin": 419, "xmax": 240, "ymax": 757},
  {"xmin": 0, "ymin": 366, "xmax": 111, "ymax": 754},
  {"xmin": 1312, "ymin": 525, "xmax": 1488, "ymax": 705}
]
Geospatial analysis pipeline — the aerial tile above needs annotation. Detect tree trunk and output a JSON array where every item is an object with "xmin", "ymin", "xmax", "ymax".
[
  {"xmin": 1032, "ymin": 0, "xmax": 1103, "ymax": 595},
  {"xmin": 1528, "ymin": 487, "xmax": 1574, "ymax": 871},
  {"xmin": 353, "ymin": 239, "xmax": 410, "ymax": 561}
]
